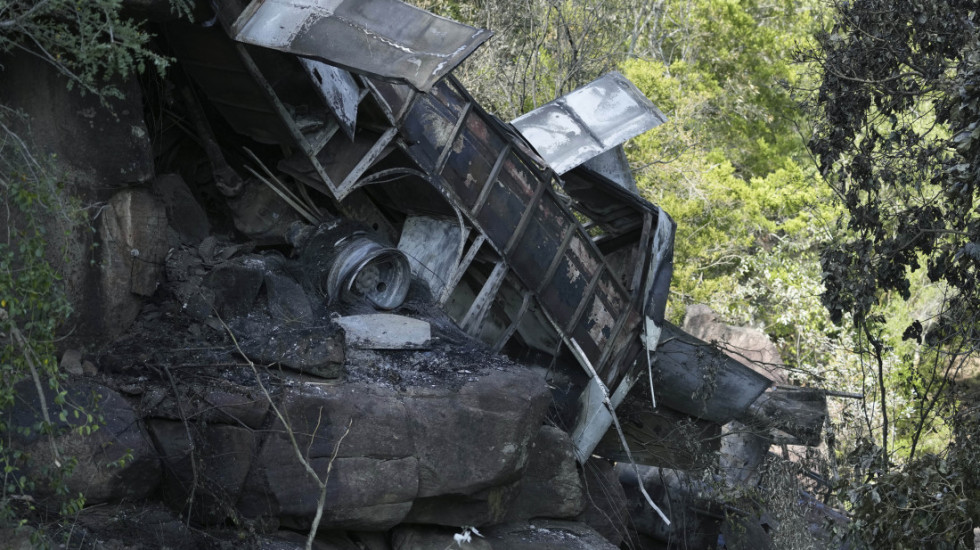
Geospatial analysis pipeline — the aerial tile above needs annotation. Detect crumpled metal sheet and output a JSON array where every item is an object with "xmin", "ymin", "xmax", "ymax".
[
  {"xmin": 299, "ymin": 59, "xmax": 360, "ymax": 140},
  {"xmin": 396, "ymin": 78, "xmax": 665, "ymax": 386},
  {"xmin": 511, "ymin": 71, "xmax": 667, "ymax": 174},
  {"xmin": 582, "ymin": 146, "xmax": 638, "ymax": 193},
  {"xmin": 232, "ymin": 0, "xmax": 492, "ymax": 92}
]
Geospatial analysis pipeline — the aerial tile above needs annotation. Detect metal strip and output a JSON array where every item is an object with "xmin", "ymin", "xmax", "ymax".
[
  {"xmin": 503, "ymin": 179, "xmax": 547, "ymax": 256},
  {"xmin": 361, "ymin": 77, "xmax": 396, "ymax": 124},
  {"xmin": 439, "ymin": 233, "xmax": 486, "ymax": 305},
  {"xmin": 564, "ymin": 264, "xmax": 606, "ymax": 336},
  {"xmin": 233, "ymin": 0, "xmax": 491, "ymax": 92},
  {"xmin": 305, "ymin": 119, "xmax": 341, "ymax": 157},
  {"xmin": 593, "ymin": 306, "xmax": 634, "ymax": 377},
  {"xmin": 337, "ymin": 126, "xmax": 398, "ymax": 197},
  {"xmin": 536, "ymin": 224, "xmax": 577, "ymax": 295},
  {"xmin": 630, "ymin": 211, "xmax": 654, "ymax": 299},
  {"xmin": 492, "ymin": 290, "xmax": 533, "ymax": 353},
  {"xmin": 434, "ymin": 102, "xmax": 473, "ymax": 174},
  {"xmin": 460, "ymin": 261, "xmax": 509, "ymax": 336},
  {"xmin": 470, "ymin": 144, "xmax": 512, "ymax": 217},
  {"xmin": 601, "ymin": 333, "xmax": 643, "ymax": 392},
  {"xmin": 234, "ymin": 43, "xmax": 339, "ymax": 195}
]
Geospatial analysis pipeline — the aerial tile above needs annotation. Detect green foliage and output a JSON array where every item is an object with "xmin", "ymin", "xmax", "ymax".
[
  {"xmin": 843, "ymin": 410, "xmax": 980, "ymax": 549},
  {"xmin": 620, "ymin": 0, "xmax": 847, "ymax": 388},
  {"xmin": 806, "ymin": 0, "xmax": 980, "ymax": 448},
  {"xmin": 0, "ymin": 107, "xmax": 87, "ymax": 528},
  {"xmin": 0, "ymin": 0, "xmax": 189, "ymax": 532},
  {"xmin": 630, "ymin": 0, "xmax": 817, "ymax": 178},
  {"xmin": 805, "ymin": 0, "xmax": 980, "ymax": 544},
  {"xmin": 807, "ymin": 0, "xmax": 978, "ymax": 325},
  {"xmin": 411, "ymin": 0, "xmax": 648, "ymax": 118},
  {"xmin": 0, "ymin": 0, "xmax": 191, "ymax": 102}
]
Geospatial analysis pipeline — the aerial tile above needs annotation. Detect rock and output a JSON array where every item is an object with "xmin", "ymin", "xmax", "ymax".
[
  {"xmin": 391, "ymin": 525, "xmax": 491, "ymax": 550},
  {"xmin": 334, "ymin": 314, "xmax": 432, "ymax": 350},
  {"xmin": 234, "ymin": 315, "xmax": 346, "ymax": 379},
  {"xmin": 72, "ymin": 502, "xmax": 207, "ymax": 548},
  {"xmin": 237, "ymin": 365, "xmax": 550, "ymax": 530},
  {"xmin": 683, "ymin": 304, "xmax": 788, "ymax": 384},
  {"xmin": 575, "ymin": 457, "xmax": 629, "ymax": 546},
  {"xmin": 401, "ymin": 369, "xmax": 550, "ymax": 527},
  {"xmin": 618, "ymin": 464, "xmax": 722, "ymax": 549},
  {"xmin": 5, "ymin": 380, "xmax": 161, "ymax": 505},
  {"xmin": 350, "ymin": 531, "xmax": 392, "ymax": 550},
  {"xmin": 147, "ymin": 420, "xmax": 257, "ymax": 524},
  {"xmin": 504, "ymin": 425, "xmax": 585, "ymax": 521},
  {"xmin": 152, "ymin": 173, "xmax": 211, "ymax": 245},
  {"xmin": 404, "ymin": 480, "xmax": 522, "ymax": 527},
  {"xmin": 140, "ymin": 378, "xmax": 270, "ymax": 429},
  {"xmin": 405, "ymin": 368, "xmax": 550, "ymax": 499},
  {"xmin": 226, "ymin": 181, "xmax": 301, "ymax": 242},
  {"xmin": 237, "ymin": 381, "xmax": 419, "ymax": 531},
  {"xmin": 165, "ymin": 243, "xmax": 253, "ymax": 321},
  {"xmin": 0, "ymin": 52, "xmax": 159, "ymax": 348},
  {"xmin": 260, "ymin": 530, "xmax": 363, "ymax": 550},
  {"xmin": 0, "ymin": 526, "xmax": 37, "ymax": 550},
  {"xmin": 61, "ymin": 349, "xmax": 84, "ymax": 376},
  {"xmin": 82, "ymin": 360, "xmax": 99, "ymax": 376},
  {"xmin": 202, "ymin": 258, "xmax": 267, "ymax": 319},
  {"xmin": 265, "ymin": 271, "xmax": 314, "ymax": 325},
  {"xmin": 99, "ymin": 188, "xmax": 170, "ymax": 338},
  {"xmin": 719, "ymin": 420, "xmax": 771, "ymax": 486},
  {"xmin": 482, "ymin": 519, "xmax": 620, "ymax": 550},
  {"xmin": 0, "ymin": 53, "xmax": 153, "ymax": 191}
]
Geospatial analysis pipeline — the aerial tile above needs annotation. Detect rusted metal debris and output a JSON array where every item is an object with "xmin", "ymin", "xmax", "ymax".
[
  {"xmin": 230, "ymin": 0, "xmax": 492, "ymax": 92},
  {"xmin": 511, "ymin": 72, "xmax": 667, "ymax": 175},
  {"xmin": 286, "ymin": 221, "xmax": 412, "ymax": 310},
  {"xmin": 163, "ymin": 0, "xmax": 827, "ymax": 467}
]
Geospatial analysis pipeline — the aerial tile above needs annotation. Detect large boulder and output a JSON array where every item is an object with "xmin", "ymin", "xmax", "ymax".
[
  {"xmin": 0, "ymin": 52, "xmax": 157, "ymax": 348},
  {"xmin": 575, "ymin": 457, "xmax": 629, "ymax": 546},
  {"xmin": 140, "ymin": 377, "xmax": 271, "ymax": 429},
  {"xmin": 238, "ymin": 381, "xmax": 419, "ymax": 531},
  {"xmin": 70, "ymin": 502, "xmax": 208, "ymax": 549},
  {"xmin": 152, "ymin": 173, "xmax": 211, "ymax": 246},
  {"xmin": 98, "ymin": 188, "xmax": 170, "ymax": 338},
  {"xmin": 503, "ymin": 425, "xmax": 584, "ymax": 522},
  {"xmin": 683, "ymin": 305, "xmax": 787, "ymax": 384},
  {"xmin": 225, "ymin": 364, "xmax": 550, "ymax": 530},
  {"xmin": 0, "ymin": 53, "xmax": 153, "ymax": 191},
  {"xmin": 5, "ymin": 380, "xmax": 161, "ymax": 505},
  {"xmin": 148, "ymin": 420, "xmax": 259, "ymax": 524}
]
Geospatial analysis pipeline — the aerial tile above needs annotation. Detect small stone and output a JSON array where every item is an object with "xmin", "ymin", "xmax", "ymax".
[
  {"xmin": 82, "ymin": 360, "xmax": 98, "ymax": 376},
  {"xmin": 118, "ymin": 384, "xmax": 144, "ymax": 396},
  {"xmin": 60, "ymin": 349, "xmax": 83, "ymax": 376}
]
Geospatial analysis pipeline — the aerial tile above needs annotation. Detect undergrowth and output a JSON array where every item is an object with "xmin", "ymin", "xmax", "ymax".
[{"xmin": 0, "ymin": 106, "xmax": 93, "ymax": 539}]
